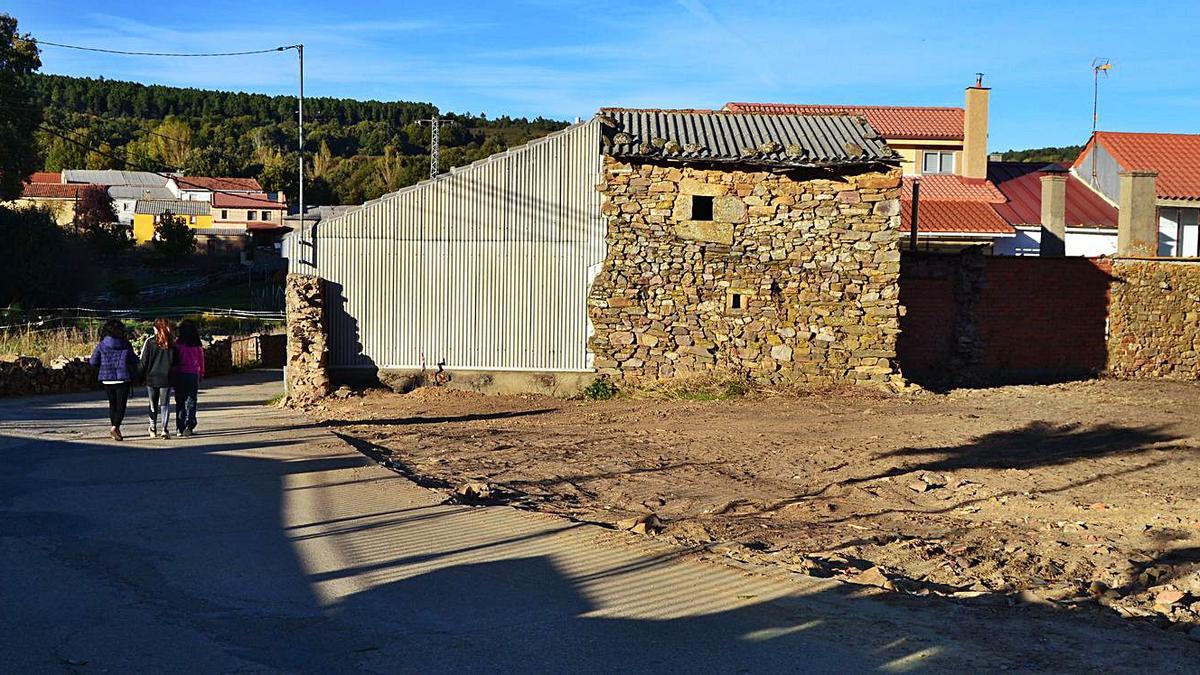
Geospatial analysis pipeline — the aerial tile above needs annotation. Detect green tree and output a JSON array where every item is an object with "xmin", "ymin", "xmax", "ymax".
[
  {"xmin": 149, "ymin": 116, "xmax": 193, "ymax": 168},
  {"xmin": 74, "ymin": 184, "xmax": 128, "ymax": 253},
  {"xmin": 152, "ymin": 209, "xmax": 196, "ymax": 259},
  {"xmin": 0, "ymin": 14, "xmax": 43, "ymax": 200},
  {"xmin": 0, "ymin": 205, "xmax": 86, "ymax": 307}
]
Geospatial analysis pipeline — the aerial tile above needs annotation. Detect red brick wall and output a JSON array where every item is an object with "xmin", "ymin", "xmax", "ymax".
[{"xmin": 899, "ymin": 253, "xmax": 1114, "ymax": 385}]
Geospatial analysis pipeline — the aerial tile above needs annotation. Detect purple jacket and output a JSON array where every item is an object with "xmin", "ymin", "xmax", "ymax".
[{"xmin": 89, "ymin": 335, "xmax": 139, "ymax": 382}]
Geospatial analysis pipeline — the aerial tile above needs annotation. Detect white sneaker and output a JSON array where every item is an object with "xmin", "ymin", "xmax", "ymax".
[{"xmin": 149, "ymin": 425, "xmax": 158, "ymax": 438}]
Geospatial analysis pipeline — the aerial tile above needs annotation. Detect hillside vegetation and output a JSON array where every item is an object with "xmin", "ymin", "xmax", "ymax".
[
  {"xmin": 998, "ymin": 145, "xmax": 1083, "ymax": 164},
  {"xmin": 32, "ymin": 73, "xmax": 568, "ymax": 205}
]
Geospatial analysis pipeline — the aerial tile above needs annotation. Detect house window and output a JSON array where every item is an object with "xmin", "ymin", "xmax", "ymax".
[
  {"xmin": 727, "ymin": 290, "xmax": 748, "ymax": 313},
  {"xmin": 692, "ymin": 195, "xmax": 714, "ymax": 221},
  {"xmin": 247, "ymin": 211, "xmax": 256, "ymax": 221},
  {"xmin": 922, "ymin": 151, "xmax": 955, "ymax": 174},
  {"xmin": 220, "ymin": 210, "xmax": 228, "ymax": 219},
  {"xmin": 261, "ymin": 210, "xmax": 270, "ymax": 221}
]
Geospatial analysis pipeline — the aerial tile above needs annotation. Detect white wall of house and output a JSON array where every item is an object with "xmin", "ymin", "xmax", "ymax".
[
  {"xmin": 113, "ymin": 197, "xmax": 136, "ymax": 224},
  {"xmin": 1159, "ymin": 207, "xmax": 1200, "ymax": 257},
  {"xmin": 993, "ymin": 227, "xmax": 1118, "ymax": 257}
]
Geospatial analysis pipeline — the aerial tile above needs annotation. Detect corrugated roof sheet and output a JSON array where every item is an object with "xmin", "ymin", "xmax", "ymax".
[
  {"xmin": 901, "ymin": 175, "xmax": 1005, "ymax": 202},
  {"xmin": 722, "ymin": 103, "xmax": 964, "ymax": 140},
  {"xmin": 900, "ymin": 199, "xmax": 1014, "ymax": 234},
  {"xmin": 134, "ymin": 199, "xmax": 210, "ymax": 216},
  {"xmin": 599, "ymin": 109, "xmax": 896, "ymax": 168},
  {"xmin": 108, "ymin": 185, "xmax": 175, "ymax": 200},
  {"xmin": 63, "ymin": 169, "xmax": 170, "ymax": 188},
  {"xmin": 1073, "ymin": 131, "xmax": 1200, "ymax": 201},
  {"xmin": 990, "ymin": 162, "xmax": 1117, "ymax": 229},
  {"xmin": 175, "ymin": 176, "xmax": 263, "ymax": 192}
]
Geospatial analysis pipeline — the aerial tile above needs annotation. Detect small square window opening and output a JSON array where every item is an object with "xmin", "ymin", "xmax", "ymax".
[
  {"xmin": 692, "ymin": 195, "xmax": 714, "ymax": 221},
  {"xmin": 730, "ymin": 293, "xmax": 744, "ymax": 310}
]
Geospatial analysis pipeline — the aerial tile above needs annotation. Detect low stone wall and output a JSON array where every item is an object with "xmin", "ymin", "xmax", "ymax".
[
  {"xmin": 285, "ymin": 273, "xmax": 331, "ymax": 405},
  {"xmin": 0, "ymin": 355, "xmax": 97, "ymax": 397},
  {"xmin": 205, "ymin": 338, "xmax": 234, "ymax": 378},
  {"xmin": 588, "ymin": 158, "xmax": 904, "ymax": 389},
  {"xmin": 1108, "ymin": 259, "xmax": 1200, "ymax": 380}
]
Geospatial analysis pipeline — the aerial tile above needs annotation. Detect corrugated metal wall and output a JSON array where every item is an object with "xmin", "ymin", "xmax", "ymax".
[{"xmin": 288, "ymin": 120, "xmax": 606, "ymax": 372}]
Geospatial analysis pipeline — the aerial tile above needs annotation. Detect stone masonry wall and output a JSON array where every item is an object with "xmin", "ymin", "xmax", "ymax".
[
  {"xmin": 1108, "ymin": 259, "xmax": 1200, "ymax": 380},
  {"xmin": 588, "ymin": 157, "xmax": 904, "ymax": 387},
  {"xmin": 285, "ymin": 273, "xmax": 331, "ymax": 405}
]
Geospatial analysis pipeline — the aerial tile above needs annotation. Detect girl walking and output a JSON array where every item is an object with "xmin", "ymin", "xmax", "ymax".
[
  {"xmin": 89, "ymin": 319, "xmax": 139, "ymax": 441},
  {"xmin": 173, "ymin": 320, "xmax": 205, "ymax": 436},
  {"xmin": 139, "ymin": 317, "xmax": 177, "ymax": 439}
]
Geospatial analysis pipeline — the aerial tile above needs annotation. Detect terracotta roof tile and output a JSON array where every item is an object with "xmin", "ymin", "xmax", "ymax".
[
  {"xmin": 900, "ymin": 175, "xmax": 1005, "ymax": 202},
  {"xmin": 29, "ymin": 171, "xmax": 61, "ymax": 184},
  {"xmin": 175, "ymin": 176, "xmax": 263, "ymax": 192},
  {"xmin": 723, "ymin": 103, "xmax": 963, "ymax": 140},
  {"xmin": 989, "ymin": 162, "xmax": 1118, "ymax": 229},
  {"xmin": 1074, "ymin": 132, "xmax": 1200, "ymax": 201},
  {"xmin": 900, "ymin": 199, "xmax": 1015, "ymax": 234},
  {"xmin": 21, "ymin": 183, "xmax": 85, "ymax": 199}
]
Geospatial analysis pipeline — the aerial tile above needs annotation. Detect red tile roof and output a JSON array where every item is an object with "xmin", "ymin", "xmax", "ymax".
[
  {"xmin": 175, "ymin": 176, "xmax": 263, "ymax": 192},
  {"xmin": 29, "ymin": 171, "xmax": 62, "ymax": 184},
  {"xmin": 989, "ymin": 162, "xmax": 1118, "ymax": 229},
  {"xmin": 723, "ymin": 103, "xmax": 963, "ymax": 140},
  {"xmin": 900, "ymin": 199, "xmax": 1015, "ymax": 234},
  {"xmin": 212, "ymin": 191, "xmax": 287, "ymax": 209},
  {"xmin": 21, "ymin": 182, "xmax": 85, "ymax": 199},
  {"xmin": 1074, "ymin": 132, "xmax": 1200, "ymax": 201},
  {"xmin": 900, "ymin": 175, "xmax": 1005, "ymax": 202}
]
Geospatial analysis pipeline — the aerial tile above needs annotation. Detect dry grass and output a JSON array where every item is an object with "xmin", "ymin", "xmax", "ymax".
[{"xmin": 0, "ymin": 325, "xmax": 101, "ymax": 363}]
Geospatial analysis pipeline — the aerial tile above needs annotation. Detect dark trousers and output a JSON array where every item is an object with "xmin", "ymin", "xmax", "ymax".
[
  {"xmin": 147, "ymin": 385, "xmax": 171, "ymax": 431},
  {"xmin": 103, "ymin": 383, "xmax": 130, "ymax": 428},
  {"xmin": 174, "ymin": 373, "xmax": 199, "ymax": 433}
]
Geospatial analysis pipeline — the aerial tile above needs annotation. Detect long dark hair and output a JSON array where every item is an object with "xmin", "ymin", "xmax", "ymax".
[
  {"xmin": 177, "ymin": 319, "xmax": 202, "ymax": 347},
  {"xmin": 101, "ymin": 319, "xmax": 126, "ymax": 341},
  {"xmin": 153, "ymin": 317, "xmax": 175, "ymax": 349}
]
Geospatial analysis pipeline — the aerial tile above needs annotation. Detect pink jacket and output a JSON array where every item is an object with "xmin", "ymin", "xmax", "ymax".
[{"xmin": 174, "ymin": 344, "xmax": 206, "ymax": 379}]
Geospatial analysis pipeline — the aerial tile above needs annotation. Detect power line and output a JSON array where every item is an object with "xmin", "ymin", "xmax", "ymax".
[{"xmin": 35, "ymin": 40, "xmax": 292, "ymax": 58}]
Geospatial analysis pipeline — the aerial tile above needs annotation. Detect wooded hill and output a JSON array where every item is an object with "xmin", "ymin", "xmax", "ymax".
[{"xmin": 32, "ymin": 73, "xmax": 568, "ymax": 205}]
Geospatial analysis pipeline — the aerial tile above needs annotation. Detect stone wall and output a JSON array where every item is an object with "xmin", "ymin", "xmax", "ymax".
[
  {"xmin": 1108, "ymin": 259, "xmax": 1200, "ymax": 380},
  {"xmin": 588, "ymin": 157, "xmax": 904, "ymax": 388},
  {"xmin": 285, "ymin": 273, "xmax": 331, "ymax": 405},
  {"xmin": 0, "ymin": 355, "xmax": 97, "ymax": 397}
]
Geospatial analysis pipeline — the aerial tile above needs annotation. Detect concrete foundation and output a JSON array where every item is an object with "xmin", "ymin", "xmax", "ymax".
[{"xmin": 332, "ymin": 367, "xmax": 598, "ymax": 398}]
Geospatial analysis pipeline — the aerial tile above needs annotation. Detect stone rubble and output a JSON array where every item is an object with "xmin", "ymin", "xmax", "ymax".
[{"xmin": 285, "ymin": 273, "xmax": 331, "ymax": 406}]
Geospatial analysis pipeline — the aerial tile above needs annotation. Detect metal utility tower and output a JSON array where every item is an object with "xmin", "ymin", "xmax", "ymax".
[{"xmin": 418, "ymin": 115, "xmax": 457, "ymax": 179}]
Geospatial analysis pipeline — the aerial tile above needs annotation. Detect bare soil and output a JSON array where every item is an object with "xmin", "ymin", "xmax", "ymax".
[{"xmin": 315, "ymin": 378, "xmax": 1200, "ymax": 636}]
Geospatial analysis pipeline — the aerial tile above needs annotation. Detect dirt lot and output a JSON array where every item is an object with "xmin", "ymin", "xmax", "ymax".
[{"xmin": 315, "ymin": 378, "xmax": 1200, "ymax": 637}]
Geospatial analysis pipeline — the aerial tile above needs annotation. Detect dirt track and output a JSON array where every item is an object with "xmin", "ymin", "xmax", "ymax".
[{"xmin": 317, "ymin": 378, "xmax": 1200, "ymax": 637}]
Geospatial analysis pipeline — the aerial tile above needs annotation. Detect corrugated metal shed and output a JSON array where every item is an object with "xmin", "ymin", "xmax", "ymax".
[
  {"xmin": 291, "ymin": 120, "xmax": 606, "ymax": 372},
  {"xmin": 599, "ymin": 109, "xmax": 896, "ymax": 167},
  {"xmin": 108, "ymin": 186, "xmax": 175, "ymax": 200}
]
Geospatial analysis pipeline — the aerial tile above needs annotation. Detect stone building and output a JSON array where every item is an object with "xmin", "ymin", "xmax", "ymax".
[
  {"xmin": 286, "ymin": 110, "xmax": 902, "ymax": 393},
  {"xmin": 589, "ymin": 110, "xmax": 904, "ymax": 387}
]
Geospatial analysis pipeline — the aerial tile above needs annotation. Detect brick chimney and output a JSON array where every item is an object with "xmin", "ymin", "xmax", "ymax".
[
  {"xmin": 1117, "ymin": 171, "xmax": 1159, "ymax": 257},
  {"xmin": 962, "ymin": 74, "xmax": 990, "ymax": 180},
  {"xmin": 1039, "ymin": 166, "xmax": 1068, "ymax": 257}
]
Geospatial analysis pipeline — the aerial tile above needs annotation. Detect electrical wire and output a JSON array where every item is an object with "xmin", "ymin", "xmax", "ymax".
[{"xmin": 35, "ymin": 40, "xmax": 296, "ymax": 58}]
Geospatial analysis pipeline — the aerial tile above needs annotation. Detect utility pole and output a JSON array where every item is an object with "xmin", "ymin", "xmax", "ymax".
[
  {"xmin": 297, "ymin": 44, "xmax": 305, "ymax": 248},
  {"xmin": 418, "ymin": 115, "xmax": 457, "ymax": 179}
]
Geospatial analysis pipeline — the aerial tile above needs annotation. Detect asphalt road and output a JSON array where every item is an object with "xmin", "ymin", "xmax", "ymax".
[{"xmin": 1, "ymin": 371, "xmax": 1194, "ymax": 673}]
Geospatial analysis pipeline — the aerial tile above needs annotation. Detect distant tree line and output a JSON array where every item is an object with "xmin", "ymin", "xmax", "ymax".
[
  {"xmin": 998, "ymin": 145, "xmax": 1084, "ymax": 164},
  {"xmin": 30, "ymin": 73, "xmax": 569, "ymax": 206}
]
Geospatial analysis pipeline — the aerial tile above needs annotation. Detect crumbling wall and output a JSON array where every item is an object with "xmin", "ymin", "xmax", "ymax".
[
  {"xmin": 588, "ymin": 158, "xmax": 904, "ymax": 388},
  {"xmin": 1108, "ymin": 259, "xmax": 1200, "ymax": 380},
  {"xmin": 0, "ymin": 355, "xmax": 97, "ymax": 397},
  {"xmin": 285, "ymin": 273, "xmax": 331, "ymax": 404}
]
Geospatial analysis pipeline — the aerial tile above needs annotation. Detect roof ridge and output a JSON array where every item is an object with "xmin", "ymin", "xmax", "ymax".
[{"xmin": 725, "ymin": 102, "xmax": 964, "ymax": 112}]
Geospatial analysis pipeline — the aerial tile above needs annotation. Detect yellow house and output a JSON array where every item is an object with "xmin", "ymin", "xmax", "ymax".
[{"xmin": 133, "ymin": 199, "xmax": 214, "ymax": 243}]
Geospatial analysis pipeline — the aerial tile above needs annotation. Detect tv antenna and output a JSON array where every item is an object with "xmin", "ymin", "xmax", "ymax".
[
  {"xmin": 418, "ymin": 115, "xmax": 458, "ymax": 179},
  {"xmin": 1090, "ymin": 58, "xmax": 1113, "ymax": 185}
]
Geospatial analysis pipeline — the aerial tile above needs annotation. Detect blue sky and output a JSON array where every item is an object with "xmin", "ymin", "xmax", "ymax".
[{"xmin": 10, "ymin": 0, "xmax": 1198, "ymax": 150}]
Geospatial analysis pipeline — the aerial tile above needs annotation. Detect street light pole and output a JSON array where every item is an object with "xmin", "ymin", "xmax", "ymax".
[{"xmin": 297, "ymin": 44, "xmax": 305, "ymax": 255}]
